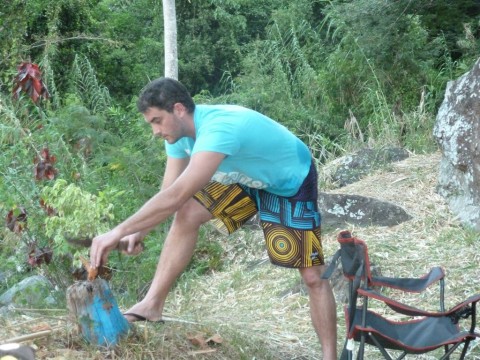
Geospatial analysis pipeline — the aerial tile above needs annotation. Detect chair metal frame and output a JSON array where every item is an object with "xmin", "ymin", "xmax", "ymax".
[{"xmin": 323, "ymin": 230, "xmax": 480, "ymax": 360}]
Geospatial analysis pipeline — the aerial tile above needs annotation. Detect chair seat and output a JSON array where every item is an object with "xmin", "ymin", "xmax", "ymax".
[
  {"xmin": 349, "ymin": 307, "xmax": 479, "ymax": 353},
  {"xmin": 331, "ymin": 230, "xmax": 479, "ymax": 360}
]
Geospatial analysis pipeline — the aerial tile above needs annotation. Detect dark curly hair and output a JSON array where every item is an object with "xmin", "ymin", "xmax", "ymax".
[{"xmin": 137, "ymin": 77, "xmax": 195, "ymax": 114}]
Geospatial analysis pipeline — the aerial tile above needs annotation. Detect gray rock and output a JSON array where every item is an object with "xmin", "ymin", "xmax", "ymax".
[
  {"xmin": 318, "ymin": 192, "xmax": 413, "ymax": 228},
  {"xmin": 433, "ymin": 57, "xmax": 480, "ymax": 230},
  {"xmin": 0, "ymin": 275, "xmax": 55, "ymax": 308},
  {"xmin": 0, "ymin": 271, "xmax": 6, "ymax": 283},
  {"xmin": 0, "ymin": 343, "xmax": 35, "ymax": 360},
  {"xmin": 327, "ymin": 147, "xmax": 409, "ymax": 187}
]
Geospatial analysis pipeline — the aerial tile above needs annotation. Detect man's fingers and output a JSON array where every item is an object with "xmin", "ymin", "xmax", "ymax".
[
  {"xmin": 100, "ymin": 252, "xmax": 109, "ymax": 268},
  {"xmin": 132, "ymin": 243, "xmax": 144, "ymax": 255},
  {"xmin": 127, "ymin": 238, "xmax": 135, "ymax": 253},
  {"xmin": 120, "ymin": 242, "xmax": 144, "ymax": 256},
  {"xmin": 90, "ymin": 248, "xmax": 97, "ymax": 269}
]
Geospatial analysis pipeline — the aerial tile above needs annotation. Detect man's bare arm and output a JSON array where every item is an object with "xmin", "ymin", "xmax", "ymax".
[
  {"xmin": 90, "ymin": 151, "xmax": 225, "ymax": 267},
  {"xmin": 161, "ymin": 156, "xmax": 189, "ymax": 190}
]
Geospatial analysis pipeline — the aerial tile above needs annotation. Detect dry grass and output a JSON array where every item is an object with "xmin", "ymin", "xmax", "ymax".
[{"xmin": 1, "ymin": 152, "xmax": 479, "ymax": 359}]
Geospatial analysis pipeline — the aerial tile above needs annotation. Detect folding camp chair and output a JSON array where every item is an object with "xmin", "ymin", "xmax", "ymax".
[{"xmin": 323, "ymin": 230, "xmax": 480, "ymax": 360}]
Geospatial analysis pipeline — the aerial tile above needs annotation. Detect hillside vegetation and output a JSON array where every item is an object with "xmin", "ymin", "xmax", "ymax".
[
  {"xmin": 1, "ymin": 0, "xmax": 480, "ymax": 358},
  {"xmin": 1, "ymin": 152, "xmax": 478, "ymax": 359}
]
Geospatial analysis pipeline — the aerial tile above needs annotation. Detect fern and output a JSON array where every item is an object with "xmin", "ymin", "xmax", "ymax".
[
  {"xmin": 39, "ymin": 54, "xmax": 60, "ymax": 109},
  {"xmin": 0, "ymin": 96, "xmax": 23, "ymax": 145},
  {"xmin": 71, "ymin": 54, "xmax": 112, "ymax": 114}
]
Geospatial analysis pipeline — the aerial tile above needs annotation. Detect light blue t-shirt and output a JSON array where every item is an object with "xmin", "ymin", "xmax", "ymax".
[{"xmin": 165, "ymin": 104, "xmax": 311, "ymax": 197}]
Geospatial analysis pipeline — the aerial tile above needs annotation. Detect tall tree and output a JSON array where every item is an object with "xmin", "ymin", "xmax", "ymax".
[{"xmin": 163, "ymin": 0, "xmax": 178, "ymax": 79}]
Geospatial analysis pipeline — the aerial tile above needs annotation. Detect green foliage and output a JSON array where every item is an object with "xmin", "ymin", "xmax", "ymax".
[
  {"xmin": 71, "ymin": 54, "xmax": 112, "ymax": 114},
  {"xmin": 41, "ymin": 179, "xmax": 116, "ymax": 254},
  {"xmin": 1, "ymin": 0, "xmax": 480, "ymax": 314},
  {"xmin": 176, "ymin": 0, "xmax": 283, "ymax": 94},
  {"xmin": 187, "ymin": 231, "xmax": 225, "ymax": 276},
  {"xmin": 85, "ymin": 0, "xmax": 164, "ymax": 102},
  {"xmin": 0, "ymin": 63, "xmax": 164, "ymax": 290},
  {"xmin": 408, "ymin": 0, "xmax": 480, "ymax": 62},
  {"xmin": 212, "ymin": 1, "xmax": 344, "ymax": 160}
]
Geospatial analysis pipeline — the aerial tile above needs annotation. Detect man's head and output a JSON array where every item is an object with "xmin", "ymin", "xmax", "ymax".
[{"xmin": 137, "ymin": 77, "xmax": 195, "ymax": 114}]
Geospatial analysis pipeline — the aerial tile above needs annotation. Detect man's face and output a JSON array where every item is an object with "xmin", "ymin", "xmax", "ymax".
[{"xmin": 143, "ymin": 104, "xmax": 187, "ymax": 144}]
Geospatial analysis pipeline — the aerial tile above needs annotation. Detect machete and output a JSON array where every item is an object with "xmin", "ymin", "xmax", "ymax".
[{"xmin": 66, "ymin": 237, "xmax": 145, "ymax": 253}]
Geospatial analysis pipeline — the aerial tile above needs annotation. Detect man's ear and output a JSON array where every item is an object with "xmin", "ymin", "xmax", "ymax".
[{"xmin": 173, "ymin": 102, "xmax": 187, "ymax": 115}]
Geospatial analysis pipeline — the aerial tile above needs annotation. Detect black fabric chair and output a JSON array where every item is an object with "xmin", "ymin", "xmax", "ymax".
[{"xmin": 323, "ymin": 230, "xmax": 480, "ymax": 360}]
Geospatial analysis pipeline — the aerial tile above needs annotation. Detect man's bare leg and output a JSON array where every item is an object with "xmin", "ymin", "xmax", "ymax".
[
  {"xmin": 124, "ymin": 198, "xmax": 212, "ymax": 322},
  {"xmin": 299, "ymin": 266, "xmax": 338, "ymax": 360}
]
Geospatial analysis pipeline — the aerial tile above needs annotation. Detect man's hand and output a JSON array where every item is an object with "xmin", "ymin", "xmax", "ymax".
[
  {"xmin": 90, "ymin": 229, "xmax": 122, "ymax": 269},
  {"xmin": 119, "ymin": 232, "xmax": 145, "ymax": 255}
]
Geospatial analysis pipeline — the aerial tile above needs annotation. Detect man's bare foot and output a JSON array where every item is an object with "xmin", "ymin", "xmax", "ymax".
[
  {"xmin": 123, "ymin": 302, "xmax": 163, "ymax": 323},
  {"xmin": 123, "ymin": 312, "xmax": 164, "ymax": 323}
]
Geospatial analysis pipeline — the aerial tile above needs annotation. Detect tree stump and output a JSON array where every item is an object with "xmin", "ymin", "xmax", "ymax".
[{"xmin": 67, "ymin": 279, "xmax": 130, "ymax": 347}]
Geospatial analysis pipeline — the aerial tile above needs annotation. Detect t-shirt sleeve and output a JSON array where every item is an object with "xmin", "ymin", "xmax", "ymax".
[
  {"xmin": 192, "ymin": 122, "xmax": 240, "ymax": 156},
  {"xmin": 165, "ymin": 137, "xmax": 195, "ymax": 158}
]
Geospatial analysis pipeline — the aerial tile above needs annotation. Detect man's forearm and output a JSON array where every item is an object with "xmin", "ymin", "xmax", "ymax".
[{"xmin": 114, "ymin": 188, "xmax": 183, "ymax": 238}]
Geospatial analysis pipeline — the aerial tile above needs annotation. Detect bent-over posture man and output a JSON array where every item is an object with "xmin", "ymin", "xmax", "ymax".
[{"xmin": 90, "ymin": 77, "xmax": 337, "ymax": 359}]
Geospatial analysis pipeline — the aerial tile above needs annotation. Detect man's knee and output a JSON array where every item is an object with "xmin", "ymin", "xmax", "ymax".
[
  {"xmin": 174, "ymin": 198, "xmax": 212, "ymax": 227},
  {"xmin": 299, "ymin": 266, "xmax": 328, "ymax": 289}
]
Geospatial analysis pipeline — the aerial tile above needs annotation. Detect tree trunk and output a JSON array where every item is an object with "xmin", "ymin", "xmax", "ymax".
[
  {"xmin": 163, "ymin": 0, "xmax": 178, "ymax": 79},
  {"xmin": 67, "ymin": 279, "xmax": 130, "ymax": 347}
]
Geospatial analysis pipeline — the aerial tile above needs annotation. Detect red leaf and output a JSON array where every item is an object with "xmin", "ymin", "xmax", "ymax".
[
  {"xmin": 34, "ymin": 147, "xmax": 58, "ymax": 181},
  {"xmin": 41, "ymin": 148, "xmax": 49, "ymax": 159},
  {"xmin": 28, "ymin": 246, "xmax": 53, "ymax": 267},
  {"xmin": 39, "ymin": 198, "xmax": 56, "ymax": 216},
  {"xmin": 5, "ymin": 207, "xmax": 27, "ymax": 233},
  {"xmin": 12, "ymin": 62, "xmax": 49, "ymax": 103},
  {"xmin": 46, "ymin": 168, "xmax": 56, "ymax": 180}
]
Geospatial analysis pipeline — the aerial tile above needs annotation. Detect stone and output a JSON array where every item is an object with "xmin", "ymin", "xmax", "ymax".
[
  {"xmin": 318, "ymin": 192, "xmax": 412, "ymax": 228},
  {"xmin": 324, "ymin": 147, "xmax": 410, "ymax": 188},
  {"xmin": 0, "ymin": 343, "xmax": 35, "ymax": 360},
  {"xmin": 0, "ymin": 275, "xmax": 54, "ymax": 308},
  {"xmin": 433, "ymin": 57, "xmax": 480, "ymax": 230}
]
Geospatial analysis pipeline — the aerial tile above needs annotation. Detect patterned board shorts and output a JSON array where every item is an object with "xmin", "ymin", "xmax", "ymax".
[{"xmin": 193, "ymin": 161, "xmax": 324, "ymax": 268}]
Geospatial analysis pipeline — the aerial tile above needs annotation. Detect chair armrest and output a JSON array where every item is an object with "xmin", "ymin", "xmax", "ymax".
[
  {"xmin": 358, "ymin": 288, "xmax": 480, "ymax": 319},
  {"xmin": 370, "ymin": 266, "xmax": 444, "ymax": 292},
  {"xmin": 358, "ymin": 288, "xmax": 444, "ymax": 317}
]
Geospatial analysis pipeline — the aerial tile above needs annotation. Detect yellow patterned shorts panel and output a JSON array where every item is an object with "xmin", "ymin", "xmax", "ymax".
[{"xmin": 193, "ymin": 181, "xmax": 324, "ymax": 268}]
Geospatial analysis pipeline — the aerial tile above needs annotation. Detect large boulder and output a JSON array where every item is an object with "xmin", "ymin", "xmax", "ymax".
[
  {"xmin": 433, "ymin": 58, "xmax": 480, "ymax": 230},
  {"xmin": 323, "ymin": 147, "xmax": 410, "ymax": 188},
  {"xmin": 0, "ymin": 275, "xmax": 56, "ymax": 309},
  {"xmin": 318, "ymin": 192, "xmax": 412, "ymax": 228}
]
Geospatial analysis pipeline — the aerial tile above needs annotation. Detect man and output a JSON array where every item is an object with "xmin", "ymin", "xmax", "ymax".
[{"xmin": 90, "ymin": 77, "xmax": 337, "ymax": 359}]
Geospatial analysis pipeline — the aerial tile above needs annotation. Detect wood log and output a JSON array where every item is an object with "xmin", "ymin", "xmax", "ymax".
[{"xmin": 67, "ymin": 279, "xmax": 130, "ymax": 347}]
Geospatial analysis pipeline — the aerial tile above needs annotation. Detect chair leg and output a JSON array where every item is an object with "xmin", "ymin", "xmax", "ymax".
[
  {"xmin": 439, "ymin": 341, "xmax": 464, "ymax": 360},
  {"xmin": 340, "ymin": 338, "xmax": 352, "ymax": 360},
  {"xmin": 358, "ymin": 299, "xmax": 369, "ymax": 359},
  {"xmin": 357, "ymin": 339, "xmax": 365, "ymax": 360},
  {"xmin": 458, "ymin": 339, "xmax": 471, "ymax": 360},
  {"xmin": 368, "ymin": 333, "xmax": 393, "ymax": 360},
  {"xmin": 340, "ymin": 346, "xmax": 351, "ymax": 360}
]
